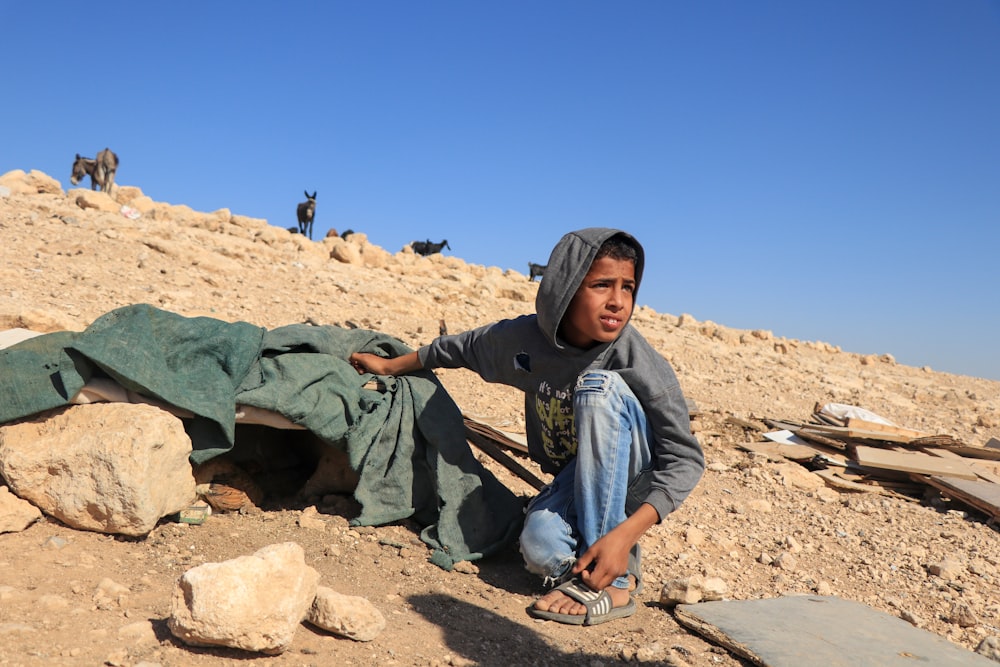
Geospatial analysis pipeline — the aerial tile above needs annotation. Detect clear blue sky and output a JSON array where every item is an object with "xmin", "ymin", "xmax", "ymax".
[{"xmin": 4, "ymin": 2, "xmax": 1000, "ymax": 381}]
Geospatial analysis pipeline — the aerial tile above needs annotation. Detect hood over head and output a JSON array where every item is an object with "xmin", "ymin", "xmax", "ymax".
[{"xmin": 535, "ymin": 227, "xmax": 645, "ymax": 350}]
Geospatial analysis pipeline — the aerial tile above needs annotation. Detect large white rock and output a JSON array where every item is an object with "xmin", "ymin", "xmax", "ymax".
[
  {"xmin": 168, "ymin": 542, "xmax": 320, "ymax": 654},
  {"xmin": 0, "ymin": 403, "xmax": 196, "ymax": 535}
]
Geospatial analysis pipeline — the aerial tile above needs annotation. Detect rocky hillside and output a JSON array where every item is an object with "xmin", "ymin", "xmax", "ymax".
[{"xmin": 1, "ymin": 168, "xmax": 999, "ymax": 666}]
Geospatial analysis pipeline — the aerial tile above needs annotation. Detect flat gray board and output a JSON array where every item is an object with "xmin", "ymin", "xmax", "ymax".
[{"xmin": 675, "ymin": 595, "xmax": 992, "ymax": 666}]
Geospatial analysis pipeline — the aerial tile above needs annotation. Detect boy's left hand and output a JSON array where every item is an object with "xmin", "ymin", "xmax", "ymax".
[
  {"xmin": 572, "ymin": 503, "xmax": 659, "ymax": 591},
  {"xmin": 574, "ymin": 531, "xmax": 632, "ymax": 592}
]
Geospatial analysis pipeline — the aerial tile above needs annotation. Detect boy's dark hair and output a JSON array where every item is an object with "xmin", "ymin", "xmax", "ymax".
[{"xmin": 595, "ymin": 233, "xmax": 639, "ymax": 265}]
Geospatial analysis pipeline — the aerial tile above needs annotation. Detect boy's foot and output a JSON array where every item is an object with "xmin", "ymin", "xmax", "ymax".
[{"xmin": 528, "ymin": 577, "xmax": 637, "ymax": 626}]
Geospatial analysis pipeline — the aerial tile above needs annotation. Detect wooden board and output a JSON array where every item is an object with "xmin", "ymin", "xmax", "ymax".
[
  {"xmin": 950, "ymin": 444, "xmax": 1000, "ymax": 461},
  {"xmin": 924, "ymin": 448, "xmax": 1000, "ymax": 484},
  {"xmin": 463, "ymin": 419, "xmax": 546, "ymax": 491},
  {"xmin": 924, "ymin": 476, "xmax": 1000, "ymax": 520},
  {"xmin": 674, "ymin": 595, "xmax": 994, "ymax": 667},
  {"xmin": 844, "ymin": 417, "xmax": 927, "ymax": 439},
  {"xmin": 853, "ymin": 445, "xmax": 979, "ymax": 480},
  {"xmin": 740, "ymin": 440, "xmax": 816, "ymax": 463},
  {"xmin": 802, "ymin": 423, "xmax": 914, "ymax": 444},
  {"xmin": 463, "ymin": 415, "xmax": 529, "ymax": 454},
  {"xmin": 812, "ymin": 469, "xmax": 918, "ymax": 498},
  {"xmin": 803, "ymin": 422, "xmax": 962, "ymax": 448},
  {"xmin": 792, "ymin": 428, "xmax": 849, "ymax": 451}
]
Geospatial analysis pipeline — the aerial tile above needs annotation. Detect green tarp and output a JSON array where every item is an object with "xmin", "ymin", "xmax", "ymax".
[{"xmin": 0, "ymin": 304, "xmax": 524, "ymax": 568}]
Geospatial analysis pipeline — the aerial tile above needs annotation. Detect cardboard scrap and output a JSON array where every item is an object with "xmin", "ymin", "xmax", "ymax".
[{"xmin": 674, "ymin": 595, "xmax": 994, "ymax": 667}]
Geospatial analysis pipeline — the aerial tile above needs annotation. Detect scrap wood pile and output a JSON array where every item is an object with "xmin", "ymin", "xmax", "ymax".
[{"xmin": 742, "ymin": 402, "xmax": 1000, "ymax": 520}]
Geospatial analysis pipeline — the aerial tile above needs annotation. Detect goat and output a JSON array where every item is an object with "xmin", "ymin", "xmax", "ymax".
[
  {"xmin": 411, "ymin": 239, "xmax": 450, "ymax": 256},
  {"xmin": 528, "ymin": 262, "xmax": 547, "ymax": 281},
  {"xmin": 296, "ymin": 190, "xmax": 317, "ymax": 240},
  {"xmin": 70, "ymin": 147, "xmax": 118, "ymax": 194},
  {"xmin": 340, "ymin": 228, "xmax": 355, "ymax": 239}
]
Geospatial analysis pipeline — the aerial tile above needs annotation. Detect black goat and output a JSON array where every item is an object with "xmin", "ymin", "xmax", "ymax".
[
  {"xmin": 70, "ymin": 147, "xmax": 118, "ymax": 194},
  {"xmin": 411, "ymin": 239, "xmax": 450, "ymax": 256},
  {"xmin": 296, "ymin": 190, "xmax": 317, "ymax": 239},
  {"xmin": 528, "ymin": 262, "xmax": 547, "ymax": 281}
]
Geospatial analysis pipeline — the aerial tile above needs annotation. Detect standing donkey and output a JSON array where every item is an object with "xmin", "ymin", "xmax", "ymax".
[
  {"xmin": 297, "ymin": 190, "xmax": 317, "ymax": 240},
  {"xmin": 71, "ymin": 147, "xmax": 118, "ymax": 194}
]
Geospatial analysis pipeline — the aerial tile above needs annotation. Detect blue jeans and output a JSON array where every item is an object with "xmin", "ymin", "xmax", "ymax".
[{"xmin": 519, "ymin": 370, "xmax": 653, "ymax": 590}]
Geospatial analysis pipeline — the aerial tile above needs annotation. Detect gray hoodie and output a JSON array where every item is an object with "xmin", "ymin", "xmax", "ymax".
[{"xmin": 418, "ymin": 227, "xmax": 704, "ymax": 520}]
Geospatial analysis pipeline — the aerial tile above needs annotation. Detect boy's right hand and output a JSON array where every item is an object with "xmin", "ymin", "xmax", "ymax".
[
  {"xmin": 349, "ymin": 352, "xmax": 387, "ymax": 375},
  {"xmin": 348, "ymin": 350, "xmax": 422, "ymax": 377}
]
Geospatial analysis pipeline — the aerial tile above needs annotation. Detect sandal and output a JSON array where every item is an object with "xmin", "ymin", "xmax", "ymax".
[{"xmin": 527, "ymin": 578, "xmax": 637, "ymax": 626}]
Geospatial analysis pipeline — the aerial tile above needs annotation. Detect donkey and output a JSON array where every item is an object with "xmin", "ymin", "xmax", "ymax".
[
  {"xmin": 528, "ymin": 262, "xmax": 547, "ymax": 281},
  {"xmin": 70, "ymin": 147, "xmax": 118, "ymax": 194},
  {"xmin": 297, "ymin": 191, "xmax": 317, "ymax": 239},
  {"xmin": 411, "ymin": 239, "xmax": 450, "ymax": 256}
]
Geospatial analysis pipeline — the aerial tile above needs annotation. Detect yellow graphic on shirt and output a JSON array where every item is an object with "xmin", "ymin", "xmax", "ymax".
[{"xmin": 535, "ymin": 382, "xmax": 576, "ymax": 463}]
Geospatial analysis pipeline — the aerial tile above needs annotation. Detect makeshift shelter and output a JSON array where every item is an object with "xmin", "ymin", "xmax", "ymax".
[{"xmin": 0, "ymin": 304, "xmax": 524, "ymax": 568}]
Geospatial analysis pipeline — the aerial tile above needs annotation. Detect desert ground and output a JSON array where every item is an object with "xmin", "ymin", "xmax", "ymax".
[{"xmin": 1, "ymin": 169, "xmax": 999, "ymax": 666}]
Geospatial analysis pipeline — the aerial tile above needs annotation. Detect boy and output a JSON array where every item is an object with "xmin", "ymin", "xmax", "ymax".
[{"xmin": 349, "ymin": 228, "xmax": 704, "ymax": 625}]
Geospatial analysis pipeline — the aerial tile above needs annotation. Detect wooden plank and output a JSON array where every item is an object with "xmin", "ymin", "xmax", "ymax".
[
  {"xmin": 725, "ymin": 415, "xmax": 762, "ymax": 432},
  {"xmin": 763, "ymin": 418, "xmax": 810, "ymax": 431},
  {"xmin": 944, "ymin": 444, "xmax": 1000, "ymax": 462},
  {"xmin": 740, "ymin": 440, "xmax": 818, "ymax": 463},
  {"xmin": 462, "ymin": 415, "xmax": 529, "ymax": 454},
  {"xmin": 908, "ymin": 434, "xmax": 964, "ymax": 448},
  {"xmin": 674, "ymin": 595, "xmax": 994, "ymax": 667},
  {"xmin": 844, "ymin": 417, "xmax": 927, "ymax": 439},
  {"xmin": 853, "ymin": 445, "xmax": 979, "ymax": 480},
  {"xmin": 923, "ymin": 447, "xmax": 1000, "ymax": 484},
  {"xmin": 794, "ymin": 428, "xmax": 848, "ymax": 451},
  {"xmin": 924, "ymin": 476, "xmax": 1000, "ymax": 520},
  {"xmin": 463, "ymin": 424, "xmax": 546, "ymax": 492},
  {"xmin": 804, "ymin": 423, "xmax": 914, "ymax": 444},
  {"xmin": 813, "ymin": 469, "xmax": 916, "ymax": 498}
]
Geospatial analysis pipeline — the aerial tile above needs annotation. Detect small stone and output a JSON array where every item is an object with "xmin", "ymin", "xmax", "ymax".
[
  {"xmin": 945, "ymin": 602, "xmax": 979, "ymax": 628},
  {"xmin": 774, "ymin": 552, "xmax": 797, "ymax": 571},
  {"xmin": 684, "ymin": 526, "xmax": 705, "ymax": 546},
  {"xmin": 976, "ymin": 636, "xmax": 1000, "ymax": 660}
]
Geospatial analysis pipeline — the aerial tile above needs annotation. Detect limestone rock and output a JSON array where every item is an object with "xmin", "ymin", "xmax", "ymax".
[
  {"xmin": 168, "ymin": 542, "xmax": 320, "ymax": 654},
  {"xmin": 306, "ymin": 586, "xmax": 386, "ymax": 641},
  {"xmin": 0, "ymin": 485, "xmax": 42, "ymax": 533},
  {"xmin": 72, "ymin": 189, "xmax": 119, "ymax": 212},
  {"xmin": 0, "ymin": 403, "xmax": 196, "ymax": 536},
  {"xmin": 659, "ymin": 574, "xmax": 728, "ymax": 606},
  {"xmin": 0, "ymin": 169, "xmax": 63, "ymax": 195}
]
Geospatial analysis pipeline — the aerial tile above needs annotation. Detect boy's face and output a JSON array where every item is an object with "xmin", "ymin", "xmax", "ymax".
[{"xmin": 559, "ymin": 255, "xmax": 636, "ymax": 349}]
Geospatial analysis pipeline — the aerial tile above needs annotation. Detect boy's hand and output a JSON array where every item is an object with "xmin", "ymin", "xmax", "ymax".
[
  {"xmin": 349, "ymin": 352, "xmax": 389, "ymax": 375},
  {"xmin": 574, "ymin": 531, "xmax": 632, "ymax": 592},
  {"xmin": 573, "ymin": 503, "xmax": 659, "ymax": 591},
  {"xmin": 348, "ymin": 350, "xmax": 422, "ymax": 377}
]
